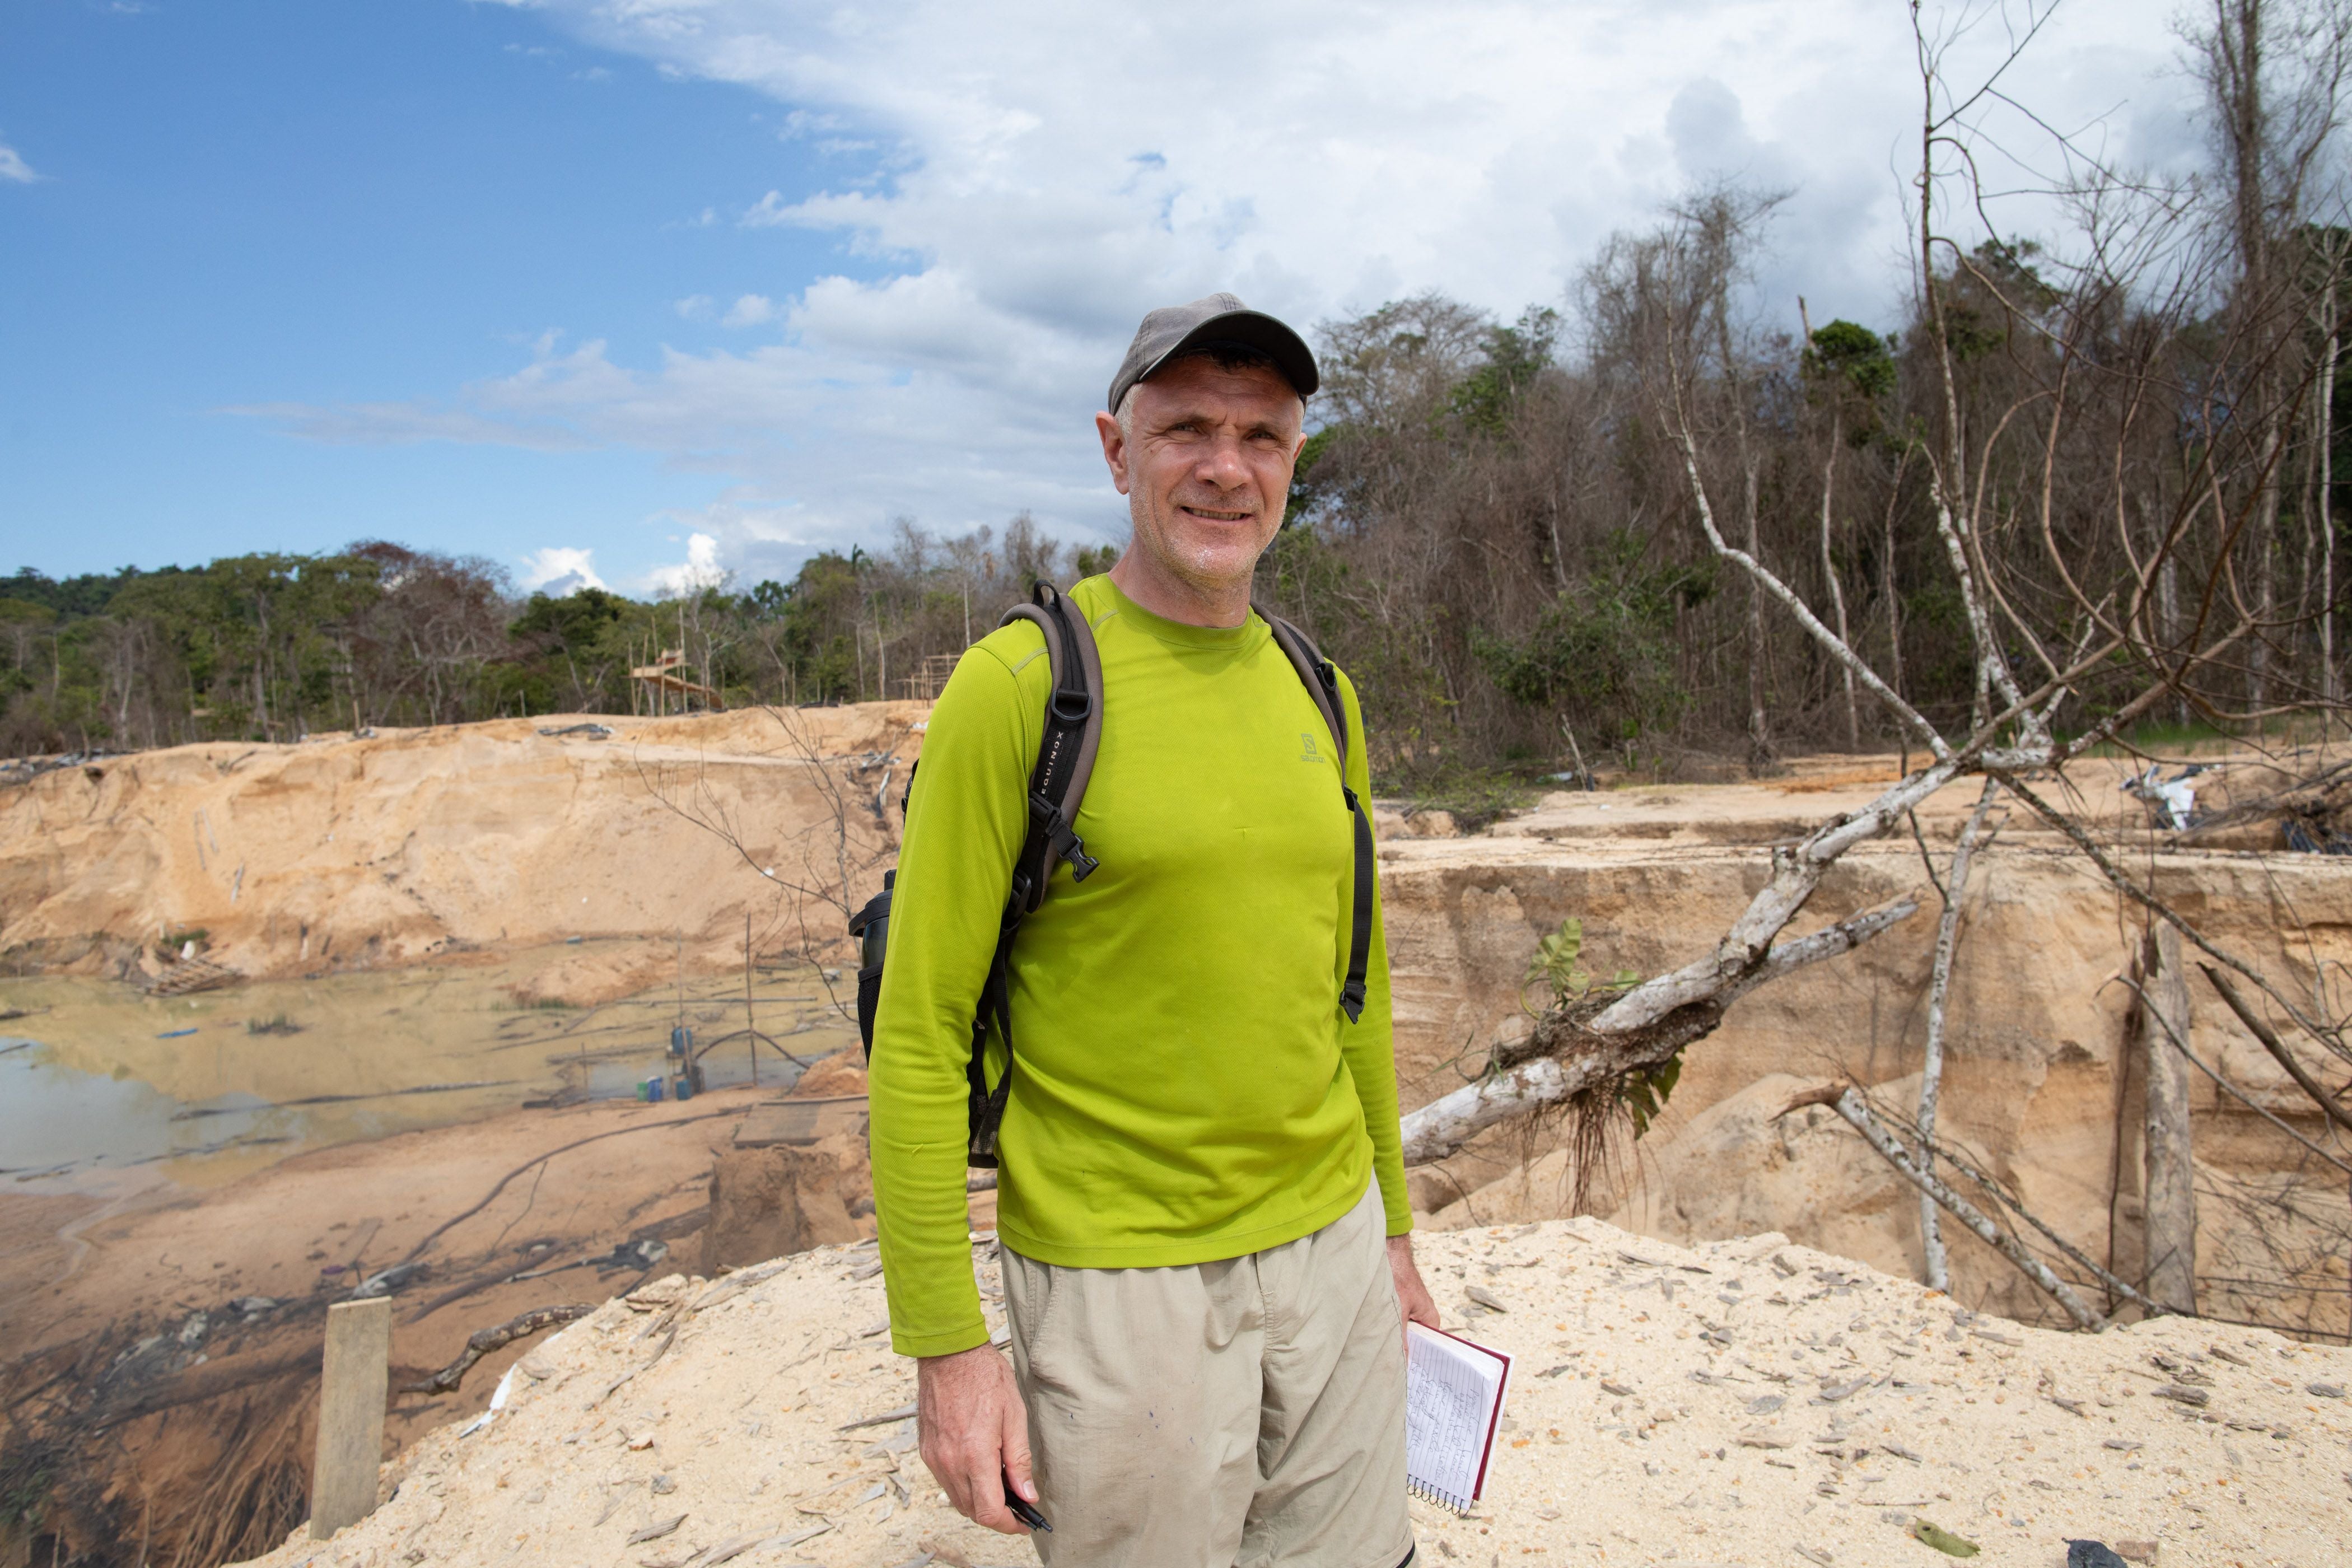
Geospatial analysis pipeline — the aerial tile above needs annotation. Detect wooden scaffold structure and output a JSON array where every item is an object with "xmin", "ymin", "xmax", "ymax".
[
  {"xmin": 897, "ymin": 653, "xmax": 959, "ymax": 703},
  {"xmin": 632, "ymin": 647, "xmax": 724, "ymax": 716}
]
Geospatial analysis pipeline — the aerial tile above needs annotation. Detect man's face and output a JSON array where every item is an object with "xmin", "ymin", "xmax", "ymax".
[{"xmin": 1097, "ymin": 356, "xmax": 1305, "ymax": 596}]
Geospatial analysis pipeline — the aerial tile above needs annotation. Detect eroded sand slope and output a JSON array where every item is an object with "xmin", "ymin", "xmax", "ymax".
[
  {"xmin": 11, "ymin": 711, "xmax": 2351, "ymax": 1334},
  {"xmin": 236, "ymin": 1221, "xmax": 2351, "ymax": 1568},
  {"xmin": 0, "ymin": 706, "xmax": 925, "ymax": 984}
]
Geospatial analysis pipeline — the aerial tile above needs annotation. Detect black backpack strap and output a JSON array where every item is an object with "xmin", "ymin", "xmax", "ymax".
[
  {"xmin": 966, "ymin": 582, "xmax": 1107, "ymax": 1165},
  {"xmin": 998, "ymin": 582, "xmax": 1105, "ymax": 911},
  {"xmin": 966, "ymin": 922, "xmax": 1018, "ymax": 1165},
  {"xmin": 1263, "ymin": 613, "xmax": 1374, "ymax": 1024}
]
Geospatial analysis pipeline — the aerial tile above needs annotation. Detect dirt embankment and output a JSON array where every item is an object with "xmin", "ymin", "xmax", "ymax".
[
  {"xmin": 1376, "ymin": 768, "xmax": 2352, "ymax": 1339},
  {"xmin": 234, "ymin": 1220, "xmax": 2352, "ymax": 1568},
  {"xmin": 7, "ymin": 707, "xmax": 2351, "ymax": 1562},
  {"xmin": 0, "ymin": 706, "xmax": 926, "ymax": 988},
  {"xmin": 11, "ymin": 716, "xmax": 2348, "ymax": 1336},
  {"xmin": 0, "ymin": 1056, "xmax": 888, "ymax": 1568}
]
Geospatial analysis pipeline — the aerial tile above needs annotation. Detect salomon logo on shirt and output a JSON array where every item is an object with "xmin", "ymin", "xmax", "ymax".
[{"xmin": 1300, "ymin": 732, "xmax": 1323, "ymax": 763}]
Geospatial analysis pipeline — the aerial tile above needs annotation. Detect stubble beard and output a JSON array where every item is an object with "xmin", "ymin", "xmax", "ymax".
[{"xmin": 1144, "ymin": 502, "xmax": 1265, "ymax": 599}]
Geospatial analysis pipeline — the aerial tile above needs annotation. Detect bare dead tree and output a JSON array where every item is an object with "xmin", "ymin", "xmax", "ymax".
[
  {"xmin": 637, "ymin": 705, "xmax": 906, "ymax": 1025},
  {"xmin": 1916, "ymin": 780, "xmax": 2000, "ymax": 1291},
  {"xmin": 1400, "ymin": 0, "xmax": 2352, "ymax": 1336}
]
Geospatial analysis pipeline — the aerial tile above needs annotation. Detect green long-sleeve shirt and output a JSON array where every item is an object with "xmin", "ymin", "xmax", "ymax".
[{"xmin": 867, "ymin": 575, "xmax": 1411, "ymax": 1358}]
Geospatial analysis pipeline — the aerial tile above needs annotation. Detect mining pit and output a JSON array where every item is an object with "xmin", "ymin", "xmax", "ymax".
[{"xmin": 3, "ymin": 703, "xmax": 2348, "ymax": 1565}]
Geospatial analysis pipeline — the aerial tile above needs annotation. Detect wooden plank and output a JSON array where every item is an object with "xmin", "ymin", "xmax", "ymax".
[{"xmin": 310, "ymin": 1296, "xmax": 391, "ymax": 1539}]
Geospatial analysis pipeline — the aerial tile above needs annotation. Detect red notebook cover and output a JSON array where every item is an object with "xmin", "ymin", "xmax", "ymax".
[{"xmin": 1421, "ymin": 1325, "xmax": 1513, "ymax": 1502}]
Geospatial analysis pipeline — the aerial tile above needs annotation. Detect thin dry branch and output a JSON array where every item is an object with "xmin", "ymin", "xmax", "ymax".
[
  {"xmin": 1780, "ymin": 1083, "xmax": 2107, "ymax": 1331},
  {"xmin": 1665, "ymin": 417, "xmax": 1947, "ymax": 756},
  {"xmin": 2199, "ymin": 964, "xmax": 2352, "ymax": 1133},
  {"xmin": 2117, "ymin": 972, "xmax": 2352, "ymax": 1180},
  {"xmin": 1903, "ymin": 1111, "xmax": 2170, "ymax": 1319},
  {"xmin": 401, "ymin": 1303, "xmax": 594, "ymax": 1396},
  {"xmin": 1996, "ymin": 768, "xmax": 2352, "ymax": 1064}
]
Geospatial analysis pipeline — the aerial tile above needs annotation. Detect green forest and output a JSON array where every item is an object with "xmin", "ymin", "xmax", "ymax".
[
  {"xmin": 11, "ymin": 207, "xmax": 2348, "ymax": 789},
  {"xmin": 0, "ymin": 521, "xmax": 1117, "ymax": 755}
]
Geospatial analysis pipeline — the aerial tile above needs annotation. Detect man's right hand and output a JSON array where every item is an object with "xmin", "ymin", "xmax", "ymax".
[{"xmin": 916, "ymin": 1343, "xmax": 1036, "ymax": 1534}]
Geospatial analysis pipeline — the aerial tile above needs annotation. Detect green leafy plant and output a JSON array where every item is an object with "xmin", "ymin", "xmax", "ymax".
[
  {"xmin": 1524, "ymin": 917, "xmax": 1640, "ymax": 1004},
  {"xmin": 1524, "ymin": 916, "xmax": 1682, "ymax": 1138},
  {"xmin": 1474, "ymin": 530, "xmax": 1712, "ymax": 760},
  {"xmin": 1618, "ymin": 1051, "xmax": 1683, "ymax": 1138},
  {"xmin": 155, "ymin": 927, "xmax": 209, "ymax": 960}
]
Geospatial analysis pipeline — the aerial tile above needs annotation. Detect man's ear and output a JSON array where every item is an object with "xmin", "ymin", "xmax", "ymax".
[{"xmin": 1095, "ymin": 410, "xmax": 1132, "ymax": 496}]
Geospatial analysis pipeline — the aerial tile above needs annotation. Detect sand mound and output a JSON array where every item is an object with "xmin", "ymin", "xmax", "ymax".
[{"xmin": 236, "ymin": 1221, "xmax": 2348, "ymax": 1568}]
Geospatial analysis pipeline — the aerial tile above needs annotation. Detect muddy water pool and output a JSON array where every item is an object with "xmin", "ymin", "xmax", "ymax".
[{"xmin": 0, "ymin": 942, "xmax": 858, "ymax": 1194}]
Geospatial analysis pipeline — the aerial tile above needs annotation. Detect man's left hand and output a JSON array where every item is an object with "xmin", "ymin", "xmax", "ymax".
[{"xmin": 1387, "ymin": 1234, "xmax": 1439, "ymax": 1342}]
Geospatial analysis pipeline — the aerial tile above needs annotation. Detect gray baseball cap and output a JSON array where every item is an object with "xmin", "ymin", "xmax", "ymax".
[{"xmin": 1106, "ymin": 292, "xmax": 1318, "ymax": 415}]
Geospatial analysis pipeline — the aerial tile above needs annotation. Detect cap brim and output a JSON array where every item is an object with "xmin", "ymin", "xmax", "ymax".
[{"xmin": 1133, "ymin": 309, "xmax": 1318, "ymax": 403}]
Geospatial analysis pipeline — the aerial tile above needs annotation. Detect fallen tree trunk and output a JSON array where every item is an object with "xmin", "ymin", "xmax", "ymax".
[{"xmin": 1399, "ymin": 889, "xmax": 1921, "ymax": 1166}]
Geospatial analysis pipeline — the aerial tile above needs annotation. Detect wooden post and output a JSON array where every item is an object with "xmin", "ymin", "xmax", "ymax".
[
  {"xmin": 2140, "ymin": 924, "xmax": 2199, "ymax": 1314},
  {"xmin": 310, "ymin": 1296, "xmax": 391, "ymax": 1539}
]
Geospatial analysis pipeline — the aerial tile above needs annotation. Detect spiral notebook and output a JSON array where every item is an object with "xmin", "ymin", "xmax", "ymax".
[{"xmin": 1404, "ymin": 1323, "xmax": 1513, "ymax": 1514}]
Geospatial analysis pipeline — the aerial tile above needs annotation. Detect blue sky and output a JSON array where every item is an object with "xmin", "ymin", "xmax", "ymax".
[
  {"xmin": 2, "ymin": 1, "xmax": 2196, "ymax": 595},
  {"xmin": 3, "ymin": 1, "xmax": 872, "ymax": 589}
]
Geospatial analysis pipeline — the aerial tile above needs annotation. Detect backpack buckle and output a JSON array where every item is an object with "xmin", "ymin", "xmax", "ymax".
[{"xmin": 1030, "ymin": 794, "xmax": 1099, "ymax": 882}]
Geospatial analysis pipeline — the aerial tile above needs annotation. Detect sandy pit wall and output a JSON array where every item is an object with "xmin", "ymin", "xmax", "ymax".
[
  {"xmin": 8, "ymin": 707, "xmax": 2348, "ymax": 1336},
  {"xmin": 1379, "ymin": 796, "xmax": 2352, "ymax": 1336},
  {"xmin": 0, "ymin": 706, "xmax": 927, "ymax": 988}
]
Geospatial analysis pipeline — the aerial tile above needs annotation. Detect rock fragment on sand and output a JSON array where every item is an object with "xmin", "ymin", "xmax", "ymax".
[
  {"xmin": 2065, "ymin": 1541, "xmax": 2127, "ymax": 1568},
  {"xmin": 626, "ymin": 1513, "xmax": 686, "ymax": 1543}
]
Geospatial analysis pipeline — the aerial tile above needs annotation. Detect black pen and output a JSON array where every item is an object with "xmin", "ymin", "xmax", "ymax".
[{"xmin": 1001, "ymin": 1466, "xmax": 1052, "ymax": 1533}]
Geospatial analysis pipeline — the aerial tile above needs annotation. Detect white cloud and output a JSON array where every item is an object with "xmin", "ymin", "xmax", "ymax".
[
  {"xmin": 722, "ymin": 293, "xmax": 777, "ymax": 326},
  {"xmin": 0, "ymin": 142, "xmax": 39, "ymax": 184},
  {"xmin": 520, "ymin": 546, "xmax": 609, "ymax": 595},
  {"xmin": 674, "ymin": 293, "xmax": 714, "ymax": 319},
  {"xmin": 643, "ymin": 531, "xmax": 729, "ymax": 597},
  {"xmin": 260, "ymin": 0, "xmax": 2199, "ymax": 584},
  {"xmin": 227, "ymin": 394, "xmax": 595, "ymax": 451},
  {"xmin": 740, "ymin": 190, "xmax": 797, "ymax": 227}
]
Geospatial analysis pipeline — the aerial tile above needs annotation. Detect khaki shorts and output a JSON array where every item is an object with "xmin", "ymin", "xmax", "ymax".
[{"xmin": 1002, "ymin": 1182, "xmax": 1413, "ymax": 1568}]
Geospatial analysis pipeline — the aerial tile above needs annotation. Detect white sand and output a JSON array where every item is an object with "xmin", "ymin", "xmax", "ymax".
[{"xmin": 238, "ymin": 1219, "xmax": 2351, "ymax": 1568}]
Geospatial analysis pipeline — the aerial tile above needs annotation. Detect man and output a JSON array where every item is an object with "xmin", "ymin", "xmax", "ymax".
[{"xmin": 868, "ymin": 293, "xmax": 1439, "ymax": 1568}]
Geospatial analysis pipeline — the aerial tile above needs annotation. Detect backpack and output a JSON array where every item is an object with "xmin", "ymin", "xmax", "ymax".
[{"xmin": 849, "ymin": 581, "xmax": 1373, "ymax": 1168}]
